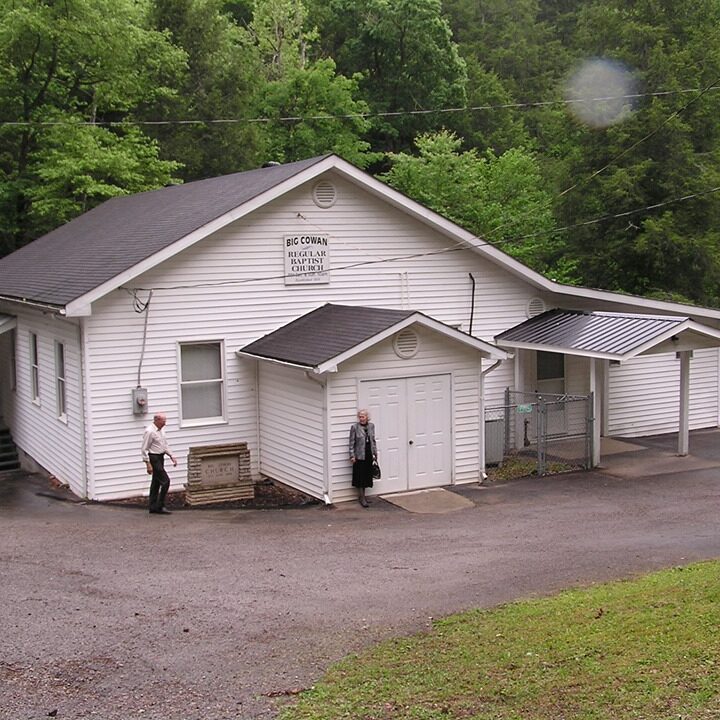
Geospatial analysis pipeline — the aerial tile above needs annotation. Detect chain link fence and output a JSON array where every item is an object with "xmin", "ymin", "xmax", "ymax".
[{"xmin": 485, "ymin": 389, "xmax": 594, "ymax": 477}]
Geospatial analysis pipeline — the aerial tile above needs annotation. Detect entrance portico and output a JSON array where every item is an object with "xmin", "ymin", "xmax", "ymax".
[{"xmin": 496, "ymin": 310, "xmax": 720, "ymax": 465}]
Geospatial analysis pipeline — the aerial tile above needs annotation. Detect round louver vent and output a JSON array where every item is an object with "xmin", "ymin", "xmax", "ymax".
[
  {"xmin": 312, "ymin": 180, "xmax": 337, "ymax": 208},
  {"xmin": 526, "ymin": 297, "xmax": 547, "ymax": 318},
  {"xmin": 393, "ymin": 328, "xmax": 419, "ymax": 359}
]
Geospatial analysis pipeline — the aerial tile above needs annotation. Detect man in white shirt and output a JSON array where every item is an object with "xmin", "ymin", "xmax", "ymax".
[{"xmin": 141, "ymin": 413, "xmax": 177, "ymax": 514}]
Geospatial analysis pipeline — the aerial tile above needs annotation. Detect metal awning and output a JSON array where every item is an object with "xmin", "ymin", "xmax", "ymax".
[
  {"xmin": 0, "ymin": 313, "xmax": 16, "ymax": 335},
  {"xmin": 495, "ymin": 309, "xmax": 720, "ymax": 360},
  {"xmin": 496, "ymin": 309, "xmax": 720, "ymax": 461}
]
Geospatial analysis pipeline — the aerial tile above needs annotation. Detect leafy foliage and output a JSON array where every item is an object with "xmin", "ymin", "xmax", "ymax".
[
  {"xmin": 146, "ymin": 0, "xmax": 264, "ymax": 179},
  {"xmin": 1, "ymin": 0, "xmax": 720, "ymax": 307},
  {"xmin": 382, "ymin": 131, "xmax": 570, "ymax": 278},
  {"xmin": 0, "ymin": 0, "xmax": 185, "ymax": 253},
  {"xmin": 309, "ymin": 0, "xmax": 468, "ymax": 153}
]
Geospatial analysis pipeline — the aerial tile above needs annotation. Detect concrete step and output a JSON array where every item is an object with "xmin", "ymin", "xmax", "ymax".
[{"xmin": 0, "ymin": 429, "xmax": 19, "ymax": 470}]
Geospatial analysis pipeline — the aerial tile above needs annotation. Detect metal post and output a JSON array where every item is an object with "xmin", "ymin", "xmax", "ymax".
[
  {"xmin": 678, "ymin": 351, "xmax": 690, "ymax": 456},
  {"xmin": 504, "ymin": 386, "xmax": 511, "ymax": 455},
  {"xmin": 537, "ymin": 396, "xmax": 546, "ymax": 475},
  {"xmin": 586, "ymin": 391, "xmax": 595, "ymax": 469}
]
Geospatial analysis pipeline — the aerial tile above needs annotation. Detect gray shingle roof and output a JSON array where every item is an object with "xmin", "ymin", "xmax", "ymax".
[
  {"xmin": 0, "ymin": 155, "xmax": 329, "ymax": 307},
  {"xmin": 240, "ymin": 304, "xmax": 415, "ymax": 367},
  {"xmin": 496, "ymin": 309, "xmax": 687, "ymax": 357}
]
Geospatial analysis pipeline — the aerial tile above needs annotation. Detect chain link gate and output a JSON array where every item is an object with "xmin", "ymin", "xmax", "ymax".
[{"xmin": 485, "ymin": 388, "xmax": 594, "ymax": 476}]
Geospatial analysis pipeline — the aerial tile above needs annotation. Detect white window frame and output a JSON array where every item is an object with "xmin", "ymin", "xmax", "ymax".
[
  {"xmin": 178, "ymin": 340, "xmax": 226, "ymax": 427},
  {"xmin": 55, "ymin": 341, "xmax": 67, "ymax": 422},
  {"xmin": 29, "ymin": 332, "xmax": 40, "ymax": 404}
]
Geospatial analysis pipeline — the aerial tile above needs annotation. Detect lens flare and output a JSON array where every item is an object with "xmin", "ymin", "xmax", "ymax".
[{"xmin": 565, "ymin": 58, "xmax": 637, "ymax": 128}]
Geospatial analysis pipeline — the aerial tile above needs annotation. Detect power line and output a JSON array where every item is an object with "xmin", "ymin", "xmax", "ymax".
[
  {"xmin": 478, "ymin": 74, "xmax": 720, "ymax": 247},
  {"xmin": 1, "ymin": 86, "xmax": 718, "ymax": 128},
  {"xmin": 513, "ymin": 185, "xmax": 720, "ymax": 241},
  {"xmin": 557, "ymin": 75, "xmax": 720, "ymax": 199},
  {"xmin": 125, "ymin": 184, "xmax": 720, "ymax": 293}
]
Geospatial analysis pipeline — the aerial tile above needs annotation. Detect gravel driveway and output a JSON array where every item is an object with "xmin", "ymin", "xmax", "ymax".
[{"xmin": 2, "ymin": 433, "xmax": 720, "ymax": 720}]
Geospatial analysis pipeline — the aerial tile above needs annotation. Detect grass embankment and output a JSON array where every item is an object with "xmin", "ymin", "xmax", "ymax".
[{"xmin": 279, "ymin": 562, "xmax": 720, "ymax": 719}]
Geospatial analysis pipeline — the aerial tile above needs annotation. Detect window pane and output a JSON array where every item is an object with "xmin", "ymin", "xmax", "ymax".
[
  {"xmin": 537, "ymin": 351, "xmax": 564, "ymax": 381},
  {"xmin": 30, "ymin": 333, "xmax": 39, "ymax": 400},
  {"xmin": 57, "ymin": 378, "xmax": 66, "ymax": 417},
  {"xmin": 182, "ymin": 382, "xmax": 222, "ymax": 419},
  {"xmin": 181, "ymin": 344, "xmax": 221, "ymax": 382},
  {"xmin": 56, "ymin": 343, "xmax": 65, "ymax": 377}
]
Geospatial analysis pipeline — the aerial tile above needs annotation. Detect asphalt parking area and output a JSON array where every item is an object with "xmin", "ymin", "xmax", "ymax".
[{"xmin": 2, "ymin": 432, "xmax": 720, "ymax": 720}]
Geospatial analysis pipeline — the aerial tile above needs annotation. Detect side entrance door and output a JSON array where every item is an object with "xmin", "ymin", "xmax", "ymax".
[{"xmin": 360, "ymin": 374, "xmax": 452, "ymax": 495}]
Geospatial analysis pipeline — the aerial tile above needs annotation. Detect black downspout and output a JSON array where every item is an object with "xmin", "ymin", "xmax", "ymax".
[{"xmin": 468, "ymin": 272, "xmax": 476, "ymax": 336}]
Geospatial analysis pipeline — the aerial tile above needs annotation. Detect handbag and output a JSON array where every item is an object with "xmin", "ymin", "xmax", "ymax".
[{"xmin": 372, "ymin": 461, "xmax": 382, "ymax": 480}]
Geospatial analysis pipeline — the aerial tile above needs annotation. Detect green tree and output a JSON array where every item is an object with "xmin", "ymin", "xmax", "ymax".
[
  {"xmin": 441, "ymin": 0, "xmax": 571, "ymax": 154},
  {"xmin": 250, "ymin": 0, "xmax": 376, "ymax": 166},
  {"xmin": 256, "ymin": 59, "xmax": 376, "ymax": 166},
  {"xmin": 26, "ymin": 125, "xmax": 180, "ymax": 233},
  {"xmin": 0, "ymin": 0, "xmax": 185, "ymax": 254},
  {"xmin": 381, "ymin": 131, "xmax": 569, "ymax": 277},
  {"xmin": 308, "ymin": 0, "xmax": 468, "ymax": 154},
  {"xmin": 148, "ymin": 0, "xmax": 265, "ymax": 180},
  {"xmin": 554, "ymin": 0, "xmax": 720, "ymax": 304}
]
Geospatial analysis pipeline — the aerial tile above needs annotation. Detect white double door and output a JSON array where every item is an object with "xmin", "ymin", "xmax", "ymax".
[{"xmin": 360, "ymin": 374, "xmax": 452, "ymax": 495}]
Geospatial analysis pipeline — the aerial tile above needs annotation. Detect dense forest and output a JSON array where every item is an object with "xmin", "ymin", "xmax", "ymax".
[{"xmin": 2, "ymin": 0, "xmax": 720, "ymax": 307}]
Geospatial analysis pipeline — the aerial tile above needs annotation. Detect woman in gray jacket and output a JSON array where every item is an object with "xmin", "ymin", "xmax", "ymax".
[{"xmin": 349, "ymin": 409, "xmax": 377, "ymax": 507}]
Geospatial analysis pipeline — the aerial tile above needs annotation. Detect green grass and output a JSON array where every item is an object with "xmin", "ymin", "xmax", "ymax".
[{"xmin": 278, "ymin": 562, "xmax": 720, "ymax": 720}]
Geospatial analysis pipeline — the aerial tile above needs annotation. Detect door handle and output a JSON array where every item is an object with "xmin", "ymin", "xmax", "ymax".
[{"xmin": 408, "ymin": 440, "xmax": 414, "ymax": 445}]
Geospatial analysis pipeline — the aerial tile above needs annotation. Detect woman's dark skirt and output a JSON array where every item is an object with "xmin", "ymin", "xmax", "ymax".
[{"xmin": 352, "ymin": 457, "xmax": 374, "ymax": 488}]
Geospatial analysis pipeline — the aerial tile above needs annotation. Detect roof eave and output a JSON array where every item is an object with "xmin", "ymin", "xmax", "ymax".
[
  {"xmin": 496, "ymin": 340, "xmax": 624, "ymax": 361},
  {"xmin": 236, "ymin": 351, "xmax": 315, "ymax": 371},
  {"xmin": 0, "ymin": 294, "xmax": 67, "ymax": 315},
  {"xmin": 313, "ymin": 314, "xmax": 508, "ymax": 373}
]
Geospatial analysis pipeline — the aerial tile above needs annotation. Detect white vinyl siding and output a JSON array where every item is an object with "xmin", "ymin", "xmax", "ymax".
[
  {"xmin": 79, "ymin": 174, "xmax": 534, "ymax": 500},
  {"xmin": 257, "ymin": 362, "xmax": 325, "ymax": 499},
  {"xmin": 23, "ymin": 170, "xmax": 718, "ymax": 502},
  {"xmin": 179, "ymin": 341, "xmax": 225, "ymax": 424},
  {"xmin": 607, "ymin": 349, "xmax": 719, "ymax": 437},
  {"xmin": 10, "ymin": 328, "xmax": 16, "ymax": 391},
  {"xmin": 4, "ymin": 310, "xmax": 86, "ymax": 497}
]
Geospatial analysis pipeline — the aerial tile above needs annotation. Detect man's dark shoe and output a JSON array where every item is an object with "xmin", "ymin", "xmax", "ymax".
[{"xmin": 149, "ymin": 508, "xmax": 172, "ymax": 514}]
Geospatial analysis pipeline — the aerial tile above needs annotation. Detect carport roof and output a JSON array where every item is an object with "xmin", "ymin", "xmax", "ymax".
[
  {"xmin": 239, "ymin": 303, "xmax": 507, "ymax": 372},
  {"xmin": 495, "ymin": 309, "xmax": 720, "ymax": 360}
]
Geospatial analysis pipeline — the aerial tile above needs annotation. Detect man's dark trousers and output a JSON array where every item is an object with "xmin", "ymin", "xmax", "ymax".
[{"xmin": 148, "ymin": 452, "xmax": 170, "ymax": 511}]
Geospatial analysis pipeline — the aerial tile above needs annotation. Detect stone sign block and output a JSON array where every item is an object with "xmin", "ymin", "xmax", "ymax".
[{"xmin": 185, "ymin": 442, "xmax": 254, "ymax": 506}]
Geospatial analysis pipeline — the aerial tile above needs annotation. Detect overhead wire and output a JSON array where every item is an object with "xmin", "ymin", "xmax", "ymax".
[
  {"xmin": 556, "ymin": 74, "xmax": 720, "ymax": 199},
  {"xmin": 475, "ymin": 73, "xmax": 720, "ymax": 249},
  {"xmin": 3, "ymin": 70, "xmax": 715, "ymax": 292},
  {"xmin": 0, "ymin": 86, "xmax": 718, "ymax": 127},
  {"xmin": 124, "ymin": 184, "xmax": 720, "ymax": 293}
]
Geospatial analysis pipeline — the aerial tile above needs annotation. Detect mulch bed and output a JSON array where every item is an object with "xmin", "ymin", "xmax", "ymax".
[{"xmin": 98, "ymin": 478, "xmax": 319, "ymax": 510}]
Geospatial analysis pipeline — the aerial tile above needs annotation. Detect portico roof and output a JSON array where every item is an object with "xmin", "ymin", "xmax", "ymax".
[
  {"xmin": 495, "ymin": 309, "xmax": 720, "ymax": 361},
  {"xmin": 238, "ymin": 303, "xmax": 508, "ymax": 373}
]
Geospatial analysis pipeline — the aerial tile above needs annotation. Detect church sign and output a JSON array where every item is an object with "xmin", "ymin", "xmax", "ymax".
[{"xmin": 284, "ymin": 234, "xmax": 330, "ymax": 285}]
